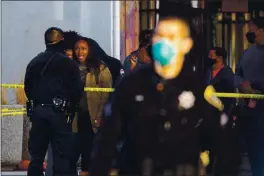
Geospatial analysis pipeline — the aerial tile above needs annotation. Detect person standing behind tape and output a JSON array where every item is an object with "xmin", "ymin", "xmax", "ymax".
[
  {"xmin": 206, "ymin": 47, "xmax": 241, "ymax": 175},
  {"xmin": 73, "ymin": 37, "xmax": 112, "ymax": 175},
  {"xmin": 123, "ymin": 29, "xmax": 154, "ymax": 74},
  {"xmin": 24, "ymin": 27, "xmax": 83, "ymax": 176},
  {"xmin": 235, "ymin": 17, "xmax": 264, "ymax": 176}
]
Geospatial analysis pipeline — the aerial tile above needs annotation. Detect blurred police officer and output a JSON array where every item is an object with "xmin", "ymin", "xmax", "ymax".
[
  {"xmin": 89, "ymin": 13, "xmax": 230, "ymax": 176},
  {"xmin": 24, "ymin": 27, "xmax": 83, "ymax": 176}
]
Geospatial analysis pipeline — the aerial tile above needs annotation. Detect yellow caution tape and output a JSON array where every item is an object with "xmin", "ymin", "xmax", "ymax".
[
  {"xmin": 1, "ymin": 108, "xmax": 26, "ymax": 112},
  {"xmin": 200, "ymin": 151, "xmax": 210, "ymax": 167},
  {"xmin": 1, "ymin": 111, "xmax": 26, "ymax": 116},
  {"xmin": 214, "ymin": 92, "xmax": 264, "ymax": 99},
  {"xmin": 84, "ymin": 87, "xmax": 114, "ymax": 92},
  {"xmin": 2, "ymin": 84, "xmax": 114, "ymax": 92},
  {"xmin": 2, "ymin": 84, "xmax": 24, "ymax": 88},
  {"xmin": 2, "ymin": 84, "xmax": 263, "ymax": 97}
]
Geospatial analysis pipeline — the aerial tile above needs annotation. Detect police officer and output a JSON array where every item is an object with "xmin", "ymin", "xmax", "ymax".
[
  {"xmin": 45, "ymin": 29, "xmax": 82, "ymax": 176},
  {"xmin": 89, "ymin": 15, "xmax": 230, "ymax": 176},
  {"xmin": 24, "ymin": 27, "xmax": 83, "ymax": 176}
]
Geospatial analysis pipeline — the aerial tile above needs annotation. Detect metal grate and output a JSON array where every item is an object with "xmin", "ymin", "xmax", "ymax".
[{"xmin": 139, "ymin": 0, "xmax": 159, "ymax": 31}]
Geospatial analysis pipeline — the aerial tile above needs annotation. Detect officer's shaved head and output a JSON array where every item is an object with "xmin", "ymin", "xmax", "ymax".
[
  {"xmin": 153, "ymin": 16, "xmax": 193, "ymax": 55},
  {"xmin": 152, "ymin": 15, "xmax": 193, "ymax": 79},
  {"xmin": 156, "ymin": 17, "xmax": 191, "ymax": 38},
  {"xmin": 44, "ymin": 27, "xmax": 64, "ymax": 46}
]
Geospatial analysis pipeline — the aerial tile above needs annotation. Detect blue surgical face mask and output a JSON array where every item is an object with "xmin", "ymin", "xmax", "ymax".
[{"xmin": 152, "ymin": 39, "xmax": 177, "ymax": 66}]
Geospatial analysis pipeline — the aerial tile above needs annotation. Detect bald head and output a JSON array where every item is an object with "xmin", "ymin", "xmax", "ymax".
[{"xmin": 155, "ymin": 18, "xmax": 191, "ymax": 38}]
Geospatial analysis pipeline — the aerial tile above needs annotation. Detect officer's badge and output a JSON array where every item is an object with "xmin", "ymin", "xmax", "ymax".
[
  {"xmin": 178, "ymin": 91, "xmax": 196, "ymax": 110},
  {"xmin": 135, "ymin": 95, "xmax": 144, "ymax": 102}
]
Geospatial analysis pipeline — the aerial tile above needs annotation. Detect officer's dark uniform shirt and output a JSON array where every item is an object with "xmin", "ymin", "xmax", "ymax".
[
  {"xmin": 90, "ymin": 63, "xmax": 227, "ymax": 175},
  {"xmin": 24, "ymin": 49, "xmax": 83, "ymax": 105}
]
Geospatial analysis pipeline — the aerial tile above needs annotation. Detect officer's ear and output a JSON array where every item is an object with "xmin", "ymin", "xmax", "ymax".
[{"xmin": 181, "ymin": 37, "xmax": 193, "ymax": 54}]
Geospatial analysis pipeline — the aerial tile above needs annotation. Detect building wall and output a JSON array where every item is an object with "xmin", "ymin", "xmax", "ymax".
[
  {"xmin": 2, "ymin": 1, "xmax": 118, "ymax": 104},
  {"xmin": 120, "ymin": 0, "xmax": 139, "ymax": 63}
]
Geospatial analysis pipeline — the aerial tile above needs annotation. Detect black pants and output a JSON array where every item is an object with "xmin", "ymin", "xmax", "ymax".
[
  {"xmin": 239, "ymin": 108, "xmax": 264, "ymax": 176},
  {"xmin": 75, "ymin": 110, "xmax": 94, "ymax": 171},
  {"xmin": 27, "ymin": 106, "xmax": 77, "ymax": 176}
]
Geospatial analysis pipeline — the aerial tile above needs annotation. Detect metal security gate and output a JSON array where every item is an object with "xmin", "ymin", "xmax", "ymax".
[{"xmin": 208, "ymin": 1, "xmax": 263, "ymax": 72}]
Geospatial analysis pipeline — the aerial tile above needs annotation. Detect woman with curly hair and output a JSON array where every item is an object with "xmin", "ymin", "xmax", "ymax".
[
  {"xmin": 74, "ymin": 37, "xmax": 112, "ymax": 175},
  {"xmin": 63, "ymin": 30, "xmax": 82, "ymax": 59}
]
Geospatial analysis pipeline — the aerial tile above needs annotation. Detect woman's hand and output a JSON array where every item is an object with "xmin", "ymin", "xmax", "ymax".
[{"xmin": 130, "ymin": 55, "xmax": 137, "ymax": 71}]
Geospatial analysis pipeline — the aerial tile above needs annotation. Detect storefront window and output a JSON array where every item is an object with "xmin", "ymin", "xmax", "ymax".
[{"xmin": 139, "ymin": 0, "xmax": 159, "ymax": 31}]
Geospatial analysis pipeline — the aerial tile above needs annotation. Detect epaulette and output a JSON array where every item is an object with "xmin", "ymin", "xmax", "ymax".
[{"xmin": 204, "ymin": 85, "xmax": 224, "ymax": 111}]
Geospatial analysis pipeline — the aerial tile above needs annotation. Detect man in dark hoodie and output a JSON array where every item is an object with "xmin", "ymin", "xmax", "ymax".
[
  {"xmin": 86, "ymin": 38, "xmax": 124, "ymax": 87},
  {"xmin": 235, "ymin": 17, "xmax": 264, "ymax": 176},
  {"xmin": 206, "ymin": 47, "xmax": 241, "ymax": 176},
  {"xmin": 123, "ymin": 29, "xmax": 154, "ymax": 74}
]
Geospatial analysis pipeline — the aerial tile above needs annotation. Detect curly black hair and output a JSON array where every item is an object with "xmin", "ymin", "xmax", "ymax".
[
  {"xmin": 139, "ymin": 29, "xmax": 154, "ymax": 48},
  {"xmin": 63, "ymin": 30, "xmax": 82, "ymax": 50},
  {"xmin": 73, "ymin": 37, "xmax": 104, "ymax": 73}
]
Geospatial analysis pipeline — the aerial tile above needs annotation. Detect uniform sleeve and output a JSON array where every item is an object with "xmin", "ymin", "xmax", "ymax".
[
  {"xmin": 234, "ymin": 51, "xmax": 245, "ymax": 89},
  {"xmin": 200, "ymin": 84, "xmax": 224, "ymax": 151},
  {"xmin": 89, "ymin": 82, "xmax": 125, "ymax": 176},
  {"xmin": 96, "ymin": 67, "xmax": 113, "ymax": 119},
  {"xmin": 24, "ymin": 62, "xmax": 34, "ymax": 100},
  {"xmin": 68, "ymin": 61, "xmax": 83, "ymax": 105},
  {"xmin": 200, "ymin": 99, "xmax": 221, "ymax": 151}
]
